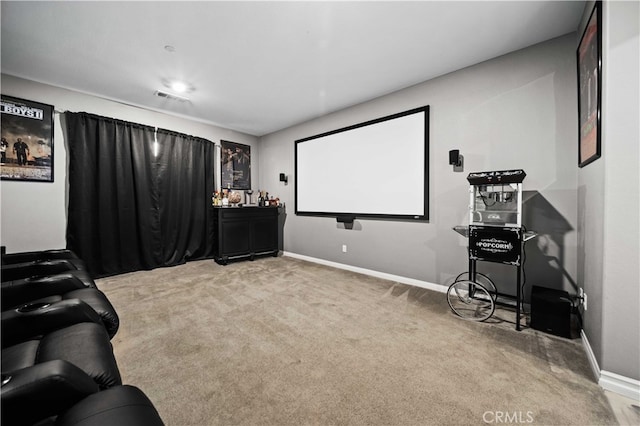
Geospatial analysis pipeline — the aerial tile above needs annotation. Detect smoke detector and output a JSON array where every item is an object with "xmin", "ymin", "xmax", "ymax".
[{"xmin": 154, "ymin": 90, "xmax": 190, "ymax": 102}]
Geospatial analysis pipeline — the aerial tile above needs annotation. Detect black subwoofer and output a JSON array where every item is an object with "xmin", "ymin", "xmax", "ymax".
[{"xmin": 530, "ymin": 285, "xmax": 580, "ymax": 338}]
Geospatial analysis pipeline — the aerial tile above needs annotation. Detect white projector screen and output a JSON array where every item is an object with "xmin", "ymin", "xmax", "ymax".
[{"xmin": 295, "ymin": 106, "xmax": 429, "ymax": 221}]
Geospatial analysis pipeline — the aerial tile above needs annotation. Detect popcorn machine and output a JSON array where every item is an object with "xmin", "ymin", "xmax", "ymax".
[
  {"xmin": 449, "ymin": 169, "xmax": 536, "ymax": 330},
  {"xmin": 469, "ymin": 169, "xmax": 524, "ymax": 227}
]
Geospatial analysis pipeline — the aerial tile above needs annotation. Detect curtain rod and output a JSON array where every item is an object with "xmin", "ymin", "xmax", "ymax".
[{"xmin": 54, "ymin": 110, "xmax": 221, "ymax": 146}]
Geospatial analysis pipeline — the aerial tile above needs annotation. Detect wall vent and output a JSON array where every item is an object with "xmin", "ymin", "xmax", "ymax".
[{"xmin": 154, "ymin": 90, "xmax": 190, "ymax": 102}]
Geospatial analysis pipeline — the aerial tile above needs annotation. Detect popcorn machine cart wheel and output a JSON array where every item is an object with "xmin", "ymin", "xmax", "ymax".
[{"xmin": 447, "ymin": 270, "xmax": 498, "ymax": 322}]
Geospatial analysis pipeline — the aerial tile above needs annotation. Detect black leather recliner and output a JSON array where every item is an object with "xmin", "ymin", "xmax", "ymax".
[
  {"xmin": 1, "ymin": 250, "xmax": 164, "ymax": 425},
  {"xmin": 2, "ymin": 269, "xmax": 97, "ymax": 292},
  {"xmin": 1, "ymin": 299, "xmax": 122, "ymax": 390},
  {"xmin": 2, "ymin": 250, "xmax": 119, "ymax": 338},
  {"xmin": 2, "ymin": 360, "xmax": 164, "ymax": 426},
  {"xmin": 2, "ymin": 249, "xmax": 95, "ymax": 298},
  {"xmin": 2, "ymin": 279, "xmax": 119, "ymax": 338},
  {"xmin": 1, "ymin": 249, "xmax": 83, "ymax": 266},
  {"xmin": 1, "ymin": 259, "xmax": 86, "ymax": 282}
]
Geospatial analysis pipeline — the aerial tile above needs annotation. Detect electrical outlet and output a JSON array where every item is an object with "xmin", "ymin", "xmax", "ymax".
[
  {"xmin": 342, "ymin": 244, "xmax": 347, "ymax": 253},
  {"xmin": 579, "ymin": 288, "xmax": 587, "ymax": 311},
  {"xmin": 583, "ymin": 291, "xmax": 588, "ymax": 311}
]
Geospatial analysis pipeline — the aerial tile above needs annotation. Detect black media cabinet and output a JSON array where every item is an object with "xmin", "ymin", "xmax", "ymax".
[{"xmin": 212, "ymin": 206, "xmax": 279, "ymax": 265}]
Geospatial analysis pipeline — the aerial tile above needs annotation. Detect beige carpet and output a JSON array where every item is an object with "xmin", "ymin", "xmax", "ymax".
[{"xmin": 97, "ymin": 256, "xmax": 617, "ymax": 425}]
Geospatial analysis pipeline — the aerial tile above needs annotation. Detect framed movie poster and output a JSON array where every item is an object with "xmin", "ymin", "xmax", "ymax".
[
  {"xmin": 577, "ymin": 1, "xmax": 602, "ymax": 168},
  {"xmin": 1, "ymin": 95, "xmax": 54, "ymax": 182},
  {"xmin": 220, "ymin": 140, "xmax": 251, "ymax": 189}
]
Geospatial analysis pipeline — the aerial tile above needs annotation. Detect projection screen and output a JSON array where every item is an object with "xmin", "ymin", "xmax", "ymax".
[{"xmin": 295, "ymin": 105, "xmax": 429, "ymax": 221}]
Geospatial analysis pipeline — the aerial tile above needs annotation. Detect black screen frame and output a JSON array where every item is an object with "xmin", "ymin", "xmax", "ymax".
[{"xmin": 294, "ymin": 105, "xmax": 429, "ymax": 222}]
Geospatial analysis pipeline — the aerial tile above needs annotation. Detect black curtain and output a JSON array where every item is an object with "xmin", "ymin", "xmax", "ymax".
[
  {"xmin": 155, "ymin": 129, "xmax": 215, "ymax": 265},
  {"xmin": 65, "ymin": 112, "xmax": 214, "ymax": 277}
]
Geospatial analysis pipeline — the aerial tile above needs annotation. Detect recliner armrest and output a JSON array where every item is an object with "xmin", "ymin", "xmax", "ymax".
[
  {"xmin": 1, "ymin": 360, "xmax": 99, "ymax": 426},
  {"xmin": 1, "ymin": 259, "xmax": 81, "ymax": 282},
  {"xmin": 1, "ymin": 273, "xmax": 95, "ymax": 310},
  {"xmin": 1, "ymin": 249, "xmax": 80, "ymax": 266},
  {"xmin": 56, "ymin": 385, "xmax": 165, "ymax": 426},
  {"xmin": 1, "ymin": 299, "xmax": 103, "ymax": 348}
]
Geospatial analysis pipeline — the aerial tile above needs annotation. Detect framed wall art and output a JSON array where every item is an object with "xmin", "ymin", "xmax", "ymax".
[
  {"xmin": 577, "ymin": 0, "xmax": 602, "ymax": 168},
  {"xmin": 1, "ymin": 95, "xmax": 54, "ymax": 182},
  {"xmin": 220, "ymin": 140, "xmax": 251, "ymax": 190}
]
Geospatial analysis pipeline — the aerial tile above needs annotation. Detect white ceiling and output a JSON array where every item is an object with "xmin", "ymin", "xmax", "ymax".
[{"xmin": 1, "ymin": 1, "xmax": 584, "ymax": 136}]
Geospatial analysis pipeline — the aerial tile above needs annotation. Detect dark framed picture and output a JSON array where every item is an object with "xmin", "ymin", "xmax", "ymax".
[
  {"xmin": 1, "ymin": 95, "xmax": 54, "ymax": 182},
  {"xmin": 220, "ymin": 140, "xmax": 251, "ymax": 189},
  {"xmin": 577, "ymin": 1, "xmax": 602, "ymax": 168}
]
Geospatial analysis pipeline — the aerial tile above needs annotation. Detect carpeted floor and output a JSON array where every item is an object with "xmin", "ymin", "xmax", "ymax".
[{"xmin": 98, "ymin": 256, "xmax": 617, "ymax": 425}]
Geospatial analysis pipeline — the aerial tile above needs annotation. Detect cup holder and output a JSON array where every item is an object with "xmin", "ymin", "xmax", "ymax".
[
  {"xmin": 2, "ymin": 374, "xmax": 11, "ymax": 386},
  {"xmin": 26, "ymin": 274, "xmax": 49, "ymax": 282},
  {"xmin": 17, "ymin": 302, "xmax": 51, "ymax": 313}
]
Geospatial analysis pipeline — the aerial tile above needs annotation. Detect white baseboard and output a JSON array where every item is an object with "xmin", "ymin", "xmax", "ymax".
[
  {"xmin": 600, "ymin": 371, "xmax": 640, "ymax": 401},
  {"xmin": 282, "ymin": 251, "xmax": 447, "ymax": 294},
  {"xmin": 581, "ymin": 330, "xmax": 601, "ymax": 381},
  {"xmin": 581, "ymin": 330, "xmax": 640, "ymax": 401}
]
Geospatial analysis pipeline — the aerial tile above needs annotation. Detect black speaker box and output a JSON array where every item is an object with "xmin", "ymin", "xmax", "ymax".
[
  {"xmin": 530, "ymin": 286, "xmax": 580, "ymax": 339},
  {"xmin": 449, "ymin": 149, "xmax": 460, "ymax": 165}
]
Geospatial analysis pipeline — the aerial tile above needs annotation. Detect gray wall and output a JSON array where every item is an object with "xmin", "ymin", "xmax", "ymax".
[
  {"xmin": 577, "ymin": 0, "xmax": 640, "ymax": 381},
  {"xmin": 599, "ymin": 0, "xmax": 640, "ymax": 382},
  {"xmin": 576, "ymin": 0, "xmax": 606, "ymax": 379},
  {"xmin": 260, "ymin": 35, "xmax": 579, "ymax": 299},
  {"xmin": 0, "ymin": 74, "xmax": 258, "ymax": 253}
]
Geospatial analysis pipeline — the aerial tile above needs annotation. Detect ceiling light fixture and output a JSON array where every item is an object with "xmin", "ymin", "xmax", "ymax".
[
  {"xmin": 161, "ymin": 78, "xmax": 194, "ymax": 94},
  {"xmin": 170, "ymin": 81, "xmax": 188, "ymax": 93}
]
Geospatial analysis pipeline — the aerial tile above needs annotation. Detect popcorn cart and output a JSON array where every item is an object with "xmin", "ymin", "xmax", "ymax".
[{"xmin": 448, "ymin": 170, "xmax": 536, "ymax": 330}]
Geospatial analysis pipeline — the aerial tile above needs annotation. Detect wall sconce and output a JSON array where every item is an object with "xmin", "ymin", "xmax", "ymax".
[
  {"xmin": 449, "ymin": 149, "xmax": 464, "ymax": 172},
  {"xmin": 279, "ymin": 173, "xmax": 288, "ymax": 184}
]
